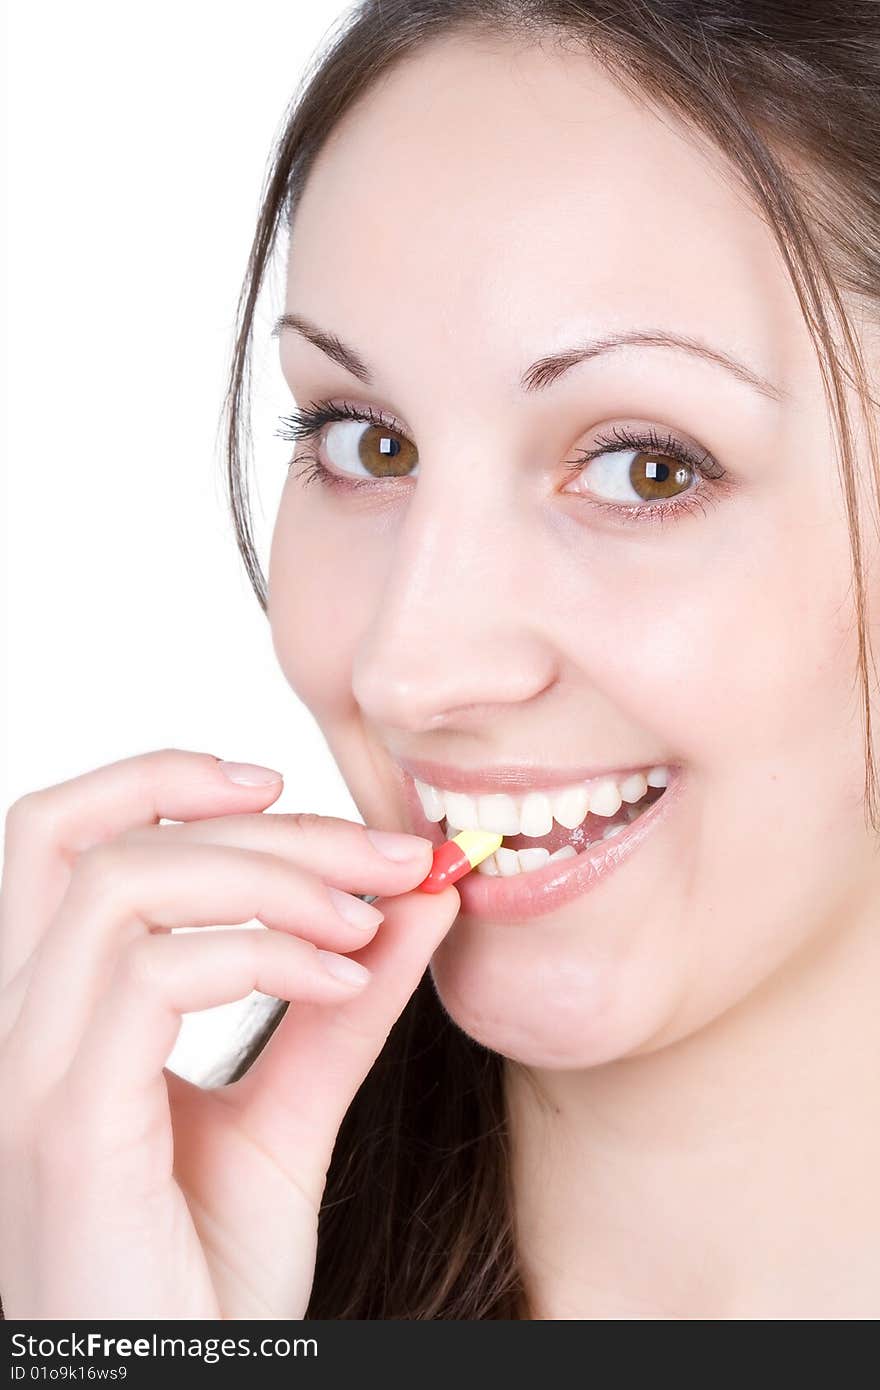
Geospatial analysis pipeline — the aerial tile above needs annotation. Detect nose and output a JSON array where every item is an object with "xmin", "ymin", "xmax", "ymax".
[{"xmin": 350, "ymin": 464, "xmax": 558, "ymax": 734}]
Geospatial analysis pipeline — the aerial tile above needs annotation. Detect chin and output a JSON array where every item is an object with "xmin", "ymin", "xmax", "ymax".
[{"xmin": 427, "ymin": 911, "xmax": 693, "ymax": 1070}]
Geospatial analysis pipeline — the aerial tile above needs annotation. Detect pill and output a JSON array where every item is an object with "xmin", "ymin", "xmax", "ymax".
[{"xmin": 418, "ymin": 828, "xmax": 504, "ymax": 893}]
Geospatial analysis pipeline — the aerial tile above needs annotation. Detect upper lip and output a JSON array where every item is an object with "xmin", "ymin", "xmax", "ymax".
[{"xmin": 394, "ymin": 755, "xmax": 666, "ymax": 795}]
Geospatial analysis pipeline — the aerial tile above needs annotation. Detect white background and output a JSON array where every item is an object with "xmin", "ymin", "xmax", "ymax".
[{"xmin": 4, "ymin": 1, "xmax": 362, "ymax": 1083}]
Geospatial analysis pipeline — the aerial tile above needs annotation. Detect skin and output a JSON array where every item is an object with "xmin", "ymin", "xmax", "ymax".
[
  {"xmin": 268, "ymin": 31, "xmax": 880, "ymax": 1318},
  {"xmin": 0, "ymin": 750, "xmax": 457, "ymax": 1317}
]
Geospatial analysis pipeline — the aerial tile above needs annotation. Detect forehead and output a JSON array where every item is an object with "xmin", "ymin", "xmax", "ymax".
[{"xmin": 284, "ymin": 34, "xmax": 797, "ymax": 399}]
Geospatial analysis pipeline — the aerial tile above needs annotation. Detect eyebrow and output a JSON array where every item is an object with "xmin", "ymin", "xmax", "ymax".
[{"xmin": 272, "ymin": 311, "xmax": 786, "ymax": 402}]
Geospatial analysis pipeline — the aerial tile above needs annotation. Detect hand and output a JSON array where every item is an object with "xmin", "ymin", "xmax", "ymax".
[{"xmin": 0, "ymin": 748, "xmax": 459, "ymax": 1319}]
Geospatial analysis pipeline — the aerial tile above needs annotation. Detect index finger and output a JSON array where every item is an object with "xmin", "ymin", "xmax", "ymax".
[
  {"xmin": 0, "ymin": 747, "xmax": 284, "ymax": 988},
  {"xmin": 118, "ymin": 811, "xmax": 435, "ymax": 898}
]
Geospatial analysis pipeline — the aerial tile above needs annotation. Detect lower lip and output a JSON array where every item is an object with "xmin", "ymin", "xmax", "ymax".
[{"xmin": 446, "ymin": 771, "xmax": 684, "ymax": 922}]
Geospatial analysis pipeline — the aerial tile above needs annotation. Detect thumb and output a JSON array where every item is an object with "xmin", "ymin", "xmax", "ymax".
[{"xmin": 227, "ymin": 884, "xmax": 460, "ymax": 1182}]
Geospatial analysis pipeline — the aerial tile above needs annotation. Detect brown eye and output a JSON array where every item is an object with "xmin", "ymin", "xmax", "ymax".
[
  {"xmin": 325, "ymin": 420, "xmax": 419, "ymax": 479},
  {"xmin": 563, "ymin": 445, "xmax": 695, "ymax": 505},
  {"xmin": 627, "ymin": 450, "xmax": 693, "ymax": 500}
]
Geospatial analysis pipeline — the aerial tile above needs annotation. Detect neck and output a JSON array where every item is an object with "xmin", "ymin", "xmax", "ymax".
[{"xmin": 506, "ymin": 901, "xmax": 880, "ymax": 1320}]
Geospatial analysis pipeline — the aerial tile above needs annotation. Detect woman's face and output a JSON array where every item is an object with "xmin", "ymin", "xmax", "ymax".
[{"xmin": 268, "ymin": 34, "xmax": 879, "ymax": 1066}]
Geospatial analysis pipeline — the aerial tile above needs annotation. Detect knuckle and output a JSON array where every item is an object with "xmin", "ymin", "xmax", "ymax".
[
  {"xmin": 75, "ymin": 840, "xmax": 122, "ymax": 882},
  {"xmin": 143, "ymin": 746, "xmax": 216, "ymax": 776},
  {"xmin": 117, "ymin": 936, "xmax": 161, "ymax": 993},
  {"xmin": 327, "ymin": 1008, "xmax": 383, "ymax": 1049},
  {"xmin": 4, "ymin": 790, "xmax": 55, "ymax": 842},
  {"xmin": 70, "ymin": 841, "xmax": 134, "ymax": 911},
  {"xmin": 136, "ymin": 747, "xmax": 181, "ymax": 778},
  {"xmin": 283, "ymin": 811, "xmax": 325, "ymax": 835},
  {"xmin": 133, "ymin": 746, "xmax": 181, "ymax": 767},
  {"xmin": 115, "ymin": 823, "xmax": 156, "ymax": 849},
  {"xmin": 238, "ymin": 928, "xmax": 265, "ymax": 976},
  {"xmin": 113, "ymin": 748, "xmax": 207, "ymax": 800}
]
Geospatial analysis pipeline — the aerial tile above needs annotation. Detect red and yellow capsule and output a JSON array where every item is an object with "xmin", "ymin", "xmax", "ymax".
[{"xmin": 418, "ymin": 828, "xmax": 504, "ymax": 893}]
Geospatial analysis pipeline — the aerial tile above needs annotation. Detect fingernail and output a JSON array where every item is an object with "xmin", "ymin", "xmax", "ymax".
[
  {"xmin": 328, "ymin": 887, "xmax": 385, "ymax": 930},
  {"xmin": 366, "ymin": 827, "xmax": 433, "ymax": 861},
  {"xmin": 317, "ymin": 949, "xmax": 371, "ymax": 985},
  {"xmin": 217, "ymin": 760, "xmax": 283, "ymax": 786}
]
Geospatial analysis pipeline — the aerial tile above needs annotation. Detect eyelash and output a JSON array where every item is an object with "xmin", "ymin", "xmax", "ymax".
[{"xmin": 275, "ymin": 398, "xmax": 728, "ymax": 526}]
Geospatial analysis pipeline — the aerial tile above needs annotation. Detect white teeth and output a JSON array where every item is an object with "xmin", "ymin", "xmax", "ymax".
[
  {"xmin": 415, "ymin": 778, "xmax": 445, "ymax": 822},
  {"xmin": 550, "ymin": 783, "xmax": 590, "ymax": 829},
  {"xmin": 495, "ymin": 847, "xmax": 522, "ymax": 876},
  {"xmin": 520, "ymin": 791, "xmax": 554, "ymax": 838},
  {"xmin": 444, "ymin": 792, "xmax": 478, "ymax": 827},
  {"xmin": 476, "ymin": 843, "xmax": 576, "ymax": 876},
  {"xmin": 420, "ymin": 762, "xmax": 669, "ymax": 836},
  {"xmin": 474, "ymin": 852, "xmax": 499, "ymax": 875},
  {"xmin": 588, "ymin": 777, "xmax": 623, "ymax": 817},
  {"xmin": 476, "ymin": 793, "xmax": 520, "ymax": 836},
  {"xmin": 601, "ymin": 822, "xmax": 625, "ymax": 840},
  {"xmin": 517, "ymin": 846, "xmax": 550, "ymax": 872},
  {"xmin": 619, "ymin": 771, "xmax": 648, "ymax": 803}
]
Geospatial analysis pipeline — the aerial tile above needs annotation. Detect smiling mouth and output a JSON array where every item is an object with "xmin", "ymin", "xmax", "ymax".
[{"xmin": 414, "ymin": 763, "xmax": 669, "ymax": 877}]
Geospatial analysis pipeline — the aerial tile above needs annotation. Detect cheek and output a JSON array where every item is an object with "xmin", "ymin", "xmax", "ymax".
[
  {"xmin": 267, "ymin": 488, "xmax": 376, "ymax": 718},
  {"xmin": 565, "ymin": 495, "xmax": 860, "ymax": 778}
]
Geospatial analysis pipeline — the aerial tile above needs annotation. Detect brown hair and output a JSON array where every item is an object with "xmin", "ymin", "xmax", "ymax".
[{"xmin": 221, "ymin": 1, "xmax": 880, "ymax": 1318}]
